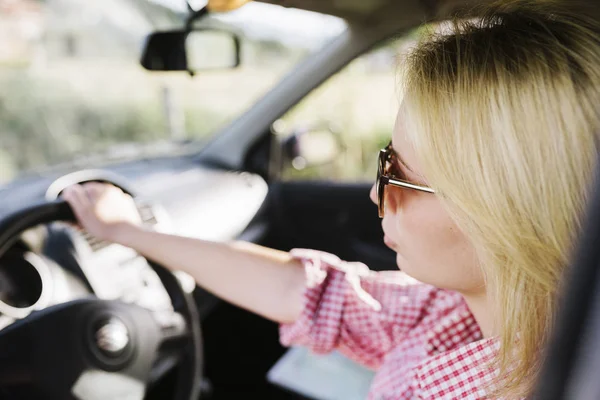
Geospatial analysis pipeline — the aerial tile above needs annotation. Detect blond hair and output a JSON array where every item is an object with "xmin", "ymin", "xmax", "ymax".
[{"xmin": 401, "ymin": 0, "xmax": 600, "ymax": 397}]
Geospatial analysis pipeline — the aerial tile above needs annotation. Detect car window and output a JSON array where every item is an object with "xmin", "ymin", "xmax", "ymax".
[
  {"xmin": 274, "ymin": 34, "xmax": 419, "ymax": 183},
  {"xmin": 0, "ymin": 0, "xmax": 345, "ymax": 185}
]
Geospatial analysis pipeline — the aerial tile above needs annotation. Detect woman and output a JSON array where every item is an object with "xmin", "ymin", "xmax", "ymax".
[{"xmin": 63, "ymin": 0, "xmax": 600, "ymax": 398}]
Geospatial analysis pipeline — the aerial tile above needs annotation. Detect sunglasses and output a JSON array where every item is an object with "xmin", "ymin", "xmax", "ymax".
[{"xmin": 376, "ymin": 141, "xmax": 435, "ymax": 218}]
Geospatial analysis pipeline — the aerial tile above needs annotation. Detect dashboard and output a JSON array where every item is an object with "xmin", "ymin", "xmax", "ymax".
[{"xmin": 0, "ymin": 157, "xmax": 269, "ymax": 332}]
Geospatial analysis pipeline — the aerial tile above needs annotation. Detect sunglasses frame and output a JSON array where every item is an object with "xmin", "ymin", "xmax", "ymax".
[{"xmin": 377, "ymin": 142, "xmax": 435, "ymax": 218}]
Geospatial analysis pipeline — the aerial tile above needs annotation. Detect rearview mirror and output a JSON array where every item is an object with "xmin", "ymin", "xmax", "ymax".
[{"xmin": 140, "ymin": 29, "xmax": 240, "ymax": 73}]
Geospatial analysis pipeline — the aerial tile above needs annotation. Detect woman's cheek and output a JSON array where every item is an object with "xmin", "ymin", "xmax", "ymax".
[
  {"xmin": 394, "ymin": 197, "xmax": 431, "ymax": 240},
  {"xmin": 384, "ymin": 186, "xmax": 404, "ymax": 215},
  {"xmin": 393, "ymin": 199, "xmax": 445, "ymax": 265}
]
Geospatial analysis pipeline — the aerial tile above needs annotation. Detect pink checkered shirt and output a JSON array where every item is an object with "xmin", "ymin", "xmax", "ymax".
[{"xmin": 279, "ymin": 249, "xmax": 501, "ymax": 400}]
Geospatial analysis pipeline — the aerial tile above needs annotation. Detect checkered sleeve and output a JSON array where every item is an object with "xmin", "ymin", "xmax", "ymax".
[{"xmin": 279, "ymin": 249, "xmax": 456, "ymax": 369}]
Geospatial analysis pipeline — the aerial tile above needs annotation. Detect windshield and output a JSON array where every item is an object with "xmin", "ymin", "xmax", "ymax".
[{"xmin": 0, "ymin": 0, "xmax": 346, "ymax": 184}]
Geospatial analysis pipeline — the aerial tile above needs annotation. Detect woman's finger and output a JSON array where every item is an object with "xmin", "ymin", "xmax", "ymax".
[
  {"xmin": 85, "ymin": 182, "xmax": 107, "ymax": 193},
  {"xmin": 63, "ymin": 187, "xmax": 84, "ymax": 213},
  {"xmin": 85, "ymin": 183, "xmax": 104, "ymax": 203},
  {"xmin": 63, "ymin": 185, "xmax": 94, "ymax": 224},
  {"xmin": 68, "ymin": 184, "xmax": 93, "ymax": 209}
]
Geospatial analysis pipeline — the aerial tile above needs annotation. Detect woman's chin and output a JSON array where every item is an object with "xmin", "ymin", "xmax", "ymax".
[
  {"xmin": 396, "ymin": 253, "xmax": 425, "ymax": 282},
  {"xmin": 395, "ymin": 252, "xmax": 408, "ymax": 271}
]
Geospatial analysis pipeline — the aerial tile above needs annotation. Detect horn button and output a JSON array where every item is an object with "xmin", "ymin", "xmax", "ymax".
[{"xmin": 87, "ymin": 315, "xmax": 135, "ymax": 370}]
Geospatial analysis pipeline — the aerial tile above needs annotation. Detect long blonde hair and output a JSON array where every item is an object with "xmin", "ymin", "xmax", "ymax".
[{"xmin": 401, "ymin": 0, "xmax": 600, "ymax": 397}]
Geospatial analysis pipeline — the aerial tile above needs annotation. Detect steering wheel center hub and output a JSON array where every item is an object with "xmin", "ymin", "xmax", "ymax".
[
  {"xmin": 87, "ymin": 314, "xmax": 135, "ymax": 370},
  {"xmin": 95, "ymin": 317, "xmax": 130, "ymax": 356}
]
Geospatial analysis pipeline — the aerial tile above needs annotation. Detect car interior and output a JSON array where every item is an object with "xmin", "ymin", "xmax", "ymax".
[{"xmin": 0, "ymin": 0, "xmax": 598, "ymax": 399}]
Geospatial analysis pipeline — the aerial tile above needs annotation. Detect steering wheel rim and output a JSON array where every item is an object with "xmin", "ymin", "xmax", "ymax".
[{"xmin": 0, "ymin": 174, "xmax": 203, "ymax": 400}]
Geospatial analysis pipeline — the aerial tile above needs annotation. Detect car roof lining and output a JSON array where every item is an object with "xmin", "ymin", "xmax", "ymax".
[{"xmin": 253, "ymin": 0, "xmax": 485, "ymax": 24}]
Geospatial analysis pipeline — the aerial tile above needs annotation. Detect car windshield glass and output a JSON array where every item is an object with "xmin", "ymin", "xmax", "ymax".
[{"xmin": 0, "ymin": 0, "xmax": 346, "ymax": 184}]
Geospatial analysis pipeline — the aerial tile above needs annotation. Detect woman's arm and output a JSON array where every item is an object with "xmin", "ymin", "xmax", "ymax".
[{"xmin": 62, "ymin": 183, "xmax": 305, "ymax": 324}]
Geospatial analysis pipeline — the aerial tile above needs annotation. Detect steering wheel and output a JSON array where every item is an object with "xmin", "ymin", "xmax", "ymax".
[{"xmin": 0, "ymin": 173, "xmax": 203, "ymax": 400}]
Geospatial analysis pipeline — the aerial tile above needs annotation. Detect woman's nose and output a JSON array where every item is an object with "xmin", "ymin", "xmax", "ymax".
[{"xmin": 369, "ymin": 183, "xmax": 378, "ymax": 205}]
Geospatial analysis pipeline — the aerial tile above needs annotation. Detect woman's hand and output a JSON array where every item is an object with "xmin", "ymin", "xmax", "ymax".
[{"xmin": 62, "ymin": 183, "xmax": 142, "ymax": 243}]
